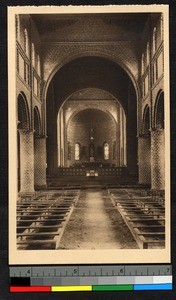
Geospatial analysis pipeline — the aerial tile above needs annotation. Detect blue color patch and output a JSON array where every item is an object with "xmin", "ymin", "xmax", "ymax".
[{"xmin": 134, "ymin": 283, "xmax": 172, "ymax": 291}]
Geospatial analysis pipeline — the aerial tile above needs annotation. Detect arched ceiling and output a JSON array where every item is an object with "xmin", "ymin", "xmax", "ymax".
[
  {"xmin": 69, "ymin": 108, "xmax": 115, "ymax": 126},
  {"xmin": 67, "ymin": 106, "xmax": 117, "ymax": 128},
  {"xmin": 68, "ymin": 88, "xmax": 116, "ymax": 101},
  {"xmin": 48, "ymin": 56, "xmax": 136, "ymax": 114},
  {"xmin": 61, "ymin": 88, "xmax": 121, "ymax": 124}
]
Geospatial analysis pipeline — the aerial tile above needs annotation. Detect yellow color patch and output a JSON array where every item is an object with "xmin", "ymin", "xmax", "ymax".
[{"xmin": 51, "ymin": 285, "xmax": 92, "ymax": 292}]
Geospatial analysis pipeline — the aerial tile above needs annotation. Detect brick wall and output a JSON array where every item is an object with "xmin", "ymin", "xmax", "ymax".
[
  {"xmin": 16, "ymin": 14, "xmax": 43, "ymax": 132},
  {"xmin": 42, "ymin": 42, "xmax": 139, "ymax": 85},
  {"xmin": 139, "ymin": 14, "xmax": 164, "ymax": 132},
  {"xmin": 39, "ymin": 16, "xmax": 140, "ymax": 84}
]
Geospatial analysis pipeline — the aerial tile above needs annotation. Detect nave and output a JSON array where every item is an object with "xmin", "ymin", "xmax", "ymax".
[
  {"xmin": 15, "ymin": 12, "xmax": 167, "ymax": 252},
  {"xmin": 17, "ymin": 182, "xmax": 165, "ymax": 250}
]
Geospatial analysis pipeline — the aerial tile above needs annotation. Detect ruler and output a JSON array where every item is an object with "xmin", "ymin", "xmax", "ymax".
[{"xmin": 10, "ymin": 265, "xmax": 172, "ymax": 292}]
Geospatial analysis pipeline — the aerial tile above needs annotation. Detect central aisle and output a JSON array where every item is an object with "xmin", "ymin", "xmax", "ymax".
[{"xmin": 58, "ymin": 189, "xmax": 137, "ymax": 249}]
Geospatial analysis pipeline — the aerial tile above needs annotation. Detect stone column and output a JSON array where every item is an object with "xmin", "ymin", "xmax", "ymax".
[
  {"xmin": 120, "ymin": 107, "xmax": 124, "ymax": 166},
  {"xmin": 19, "ymin": 130, "xmax": 35, "ymax": 195},
  {"xmin": 123, "ymin": 112, "xmax": 127, "ymax": 166},
  {"xmin": 151, "ymin": 129, "xmax": 165, "ymax": 190},
  {"xmin": 138, "ymin": 134, "xmax": 151, "ymax": 185},
  {"xmin": 34, "ymin": 135, "xmax": 47, "ymax": 187},
  {"xmin": 61, "ymin": 108, "xmax": 64, "ymax": 166}
]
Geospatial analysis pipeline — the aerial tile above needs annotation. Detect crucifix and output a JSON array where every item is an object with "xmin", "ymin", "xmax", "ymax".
[{"xmin": 89, "ymin": 121, "xmax": 94, "ymax": 161}]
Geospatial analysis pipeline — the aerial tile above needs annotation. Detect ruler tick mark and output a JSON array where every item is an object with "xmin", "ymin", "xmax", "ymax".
[{"xmin": 10, "ymin": 264, "xmax": 173, "ymax": 285}]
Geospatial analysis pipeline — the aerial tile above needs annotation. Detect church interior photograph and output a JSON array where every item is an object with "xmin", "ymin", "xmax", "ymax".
[{"xmin": 13, "ymin": 9, "xmax": 168, "ymax": 252}]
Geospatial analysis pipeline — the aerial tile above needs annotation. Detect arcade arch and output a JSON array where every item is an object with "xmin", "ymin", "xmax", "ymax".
[
  {"xmin": 154, "ymin": 90, "xmax": 164, "ymax": 129},
  {"xmin": 46, "ymin": 56, "xmax": 137, "ymax": 176},
  {"xmin": 151, "ymin": 90, "xmax": 165, "ymax": 190}
]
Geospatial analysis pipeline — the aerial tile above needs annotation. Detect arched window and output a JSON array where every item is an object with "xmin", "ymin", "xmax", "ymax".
[
  {"xmin": 15, "ymin": 15, "xmax": 20, "ymax": 41},
  {"xmin": 34, "ymin": 107, "xmax": 41, "ymax": 136},
  {"xmin": 75, "ymin": 143, "xmax": 80, "ymax": 161},
  {"xmin": 17, "ymin": 93, "xmax": 30, "ymax": 130},
  {"xmin": 143, "ymin": 105, "xmax": 150, "ymax": 135},
  {"xmin": 104, "ymin": 143, "xmax": 109, "ymax": 160},
  {"xmin": 152, "ymin": 27, "xmax": 157, "ymax": 55},
  {"xmin": 160, "ymin": 15, "xmax": 163, "ymax": 41},
  {"xmin": 146, "ymin": 43, "xmax": 150, "ymax": 65},
  {"xmin": 68, "ymin": 142, "xmax": 71, "ymax": 160},
  {"xmin": 141, "ymin": 54, "xmax": 144, "ymax": 74},
  {"xmin": 24, "ymin": 29, "xmax": 29, "ymax": 57},
  {"xmin": 32, "ymin": 43, "xmax": 35, "ymax": 67},
  {"xmin": 155, "ymin": 91, "xmax": 164, "ymax": 129},
  {"xmin": 37, "ymin": 54, "xmax": 41, "ymax": 76}
]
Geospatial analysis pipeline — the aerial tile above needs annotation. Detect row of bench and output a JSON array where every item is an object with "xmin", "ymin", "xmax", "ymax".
[
  {"xmin": 47, "ymin": 179, "xmax": 82, "ymax": 189},
  {"xmin": 109, "ymin": 188, "xmax": 165, "ymax": 249},
  {"xmin": 17, "ymin": 189, "xmax": 80, "ymax": 249}
]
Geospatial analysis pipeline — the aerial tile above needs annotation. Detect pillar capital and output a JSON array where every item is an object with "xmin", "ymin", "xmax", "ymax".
[
  {"xmin": 34, "ymin": 133, "xmax": 47, "ymax": 139},
  {"xmin": 138, "ymin": 133, "xmax": 150, "ymax": 139},
  {"xmin": 18, "ymin": 129, "xmax": 34, "ymax": 134},
  {"xmin": 151, "ymin": 127, "xmax": 164, "ymax": 133}
]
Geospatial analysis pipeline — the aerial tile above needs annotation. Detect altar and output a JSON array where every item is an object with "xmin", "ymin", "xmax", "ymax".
[{"xmin": 86, "ymin": 170, "xmax": 98, "ymax": 177}]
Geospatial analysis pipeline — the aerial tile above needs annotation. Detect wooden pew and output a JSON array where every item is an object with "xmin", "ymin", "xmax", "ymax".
[{"xmin": 109, "ymin": 188, "xmax": 165, "ymax": 249}]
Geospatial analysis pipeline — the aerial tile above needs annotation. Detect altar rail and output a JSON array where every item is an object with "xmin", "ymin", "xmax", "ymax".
[{"xmin": 57, "ymin": 167, "xmax": 128, "ymax": 177}]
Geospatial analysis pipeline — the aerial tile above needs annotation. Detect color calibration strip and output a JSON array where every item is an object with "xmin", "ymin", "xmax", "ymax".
[
  {"xmin": 10, "ymin": 283, "xmax": 172, "ymax": 292},
  {"xmin": 10, "ymin": 276, "xmax": 172, "ymax": 292},
  {"xmin": 10, "ymin": 265, "xmax": 172, "ymax": 292}
]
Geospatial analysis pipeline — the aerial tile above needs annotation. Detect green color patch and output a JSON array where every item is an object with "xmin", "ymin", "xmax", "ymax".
[{"xmin": 93, "ymin": 285, "xmax": 134, "ymax": 291}]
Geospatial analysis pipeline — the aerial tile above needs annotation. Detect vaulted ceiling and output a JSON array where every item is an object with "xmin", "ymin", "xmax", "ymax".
[{"xmin": 31, "ymin": 13, "xmax": 150, "ymax": 42}]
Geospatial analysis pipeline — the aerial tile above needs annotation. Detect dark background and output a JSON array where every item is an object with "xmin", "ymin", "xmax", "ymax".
[{"xmin": 0, "ymin": 0, "xmax": 176, "ymax": 299}]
